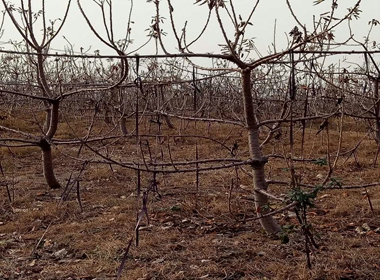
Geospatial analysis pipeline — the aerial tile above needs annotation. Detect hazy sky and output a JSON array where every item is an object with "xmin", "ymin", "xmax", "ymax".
[{"xmin": 0, "ymin": 0, "xmax": 378, "ymax": 61}]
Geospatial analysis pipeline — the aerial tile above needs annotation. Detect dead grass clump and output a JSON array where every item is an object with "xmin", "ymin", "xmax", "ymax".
[{"xmin": 0, "ymin": 146, "xmax": 39, "ymax": 159}]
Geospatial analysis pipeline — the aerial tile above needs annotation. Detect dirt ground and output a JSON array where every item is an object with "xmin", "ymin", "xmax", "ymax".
[{"xmin": 1, "ymin": 116, "xmax": 380, "ymax": 280}]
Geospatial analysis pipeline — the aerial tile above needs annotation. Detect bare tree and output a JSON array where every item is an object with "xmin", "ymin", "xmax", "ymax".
[
  {"xmin": 145, "ymin": 0, "xmax": 364, "ymax": 235},
  {"xmin": 0, "ymin": 0, "xmax": 72, "ymax": 188}
]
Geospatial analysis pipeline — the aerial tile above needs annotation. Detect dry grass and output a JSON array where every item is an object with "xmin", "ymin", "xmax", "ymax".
[{"xmin": 1, "ymin": 114, "xmax": 380, "ymax": 280}]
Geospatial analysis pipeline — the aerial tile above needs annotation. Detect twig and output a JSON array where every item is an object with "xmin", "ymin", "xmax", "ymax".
[{"xmin": 31, "ymin": 221, "xmax": 53, "ymax": 257}]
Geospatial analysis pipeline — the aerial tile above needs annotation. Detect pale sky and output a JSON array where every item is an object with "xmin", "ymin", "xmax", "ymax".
[{"xmin": 0, "ymin": 0, "xmax": 378, "ymax": 62}]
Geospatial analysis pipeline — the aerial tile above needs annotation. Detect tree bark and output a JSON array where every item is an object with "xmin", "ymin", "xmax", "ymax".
[
  {"xmin": 43, "ymin": 105, "xmax": 51, "ymax": 133},
  {"xmin": 39, "ymin": 138, "xmax": 61, "ymax": 189},
  {"xmin": 40, "ymin": 101, "xmax": 61, "ymax": 189},
  {"xmin": 163, "ymin": 114, "xmax": 175, "ymax": 129},
  {"xmin": 46, "ymin": 101, "xmax": 59, "ymax": 139},
  {"xmin": 241, "ymin": 68, "xmax": 282, "ymax": 235}
]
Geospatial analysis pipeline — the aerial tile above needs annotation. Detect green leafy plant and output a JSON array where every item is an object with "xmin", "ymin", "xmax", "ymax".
[
  {"xmin": 288, "ymin": 186, "xmax": 322, "ymax": 268},
  {"xmin": 288, "ymin": 186, "xmax": 322, "ymax": 208}
]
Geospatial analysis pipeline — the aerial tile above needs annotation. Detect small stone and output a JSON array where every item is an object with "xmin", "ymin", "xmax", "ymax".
[{"xmin": 53, "ymin": 249, "xmax": 68, "ymax": 259}]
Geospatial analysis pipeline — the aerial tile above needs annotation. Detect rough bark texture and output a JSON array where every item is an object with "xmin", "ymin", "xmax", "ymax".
[
  {"xmin": 40, "ymin": 101, "xmax": 61, "ymax": 189},
  {"xmin": 46, "ymin": 101, "xmax": 59, "ymax": 140},
  {"xmin": 43, "ymin": 107, "xmax": 51, "ymax": 133},
  {"xmin": 39, "ymin": 138, "xmax": 61, "ymax": 189},
  {"xmin": 241, "ymin": 68, "xmax": 282, "ymax": 235}
]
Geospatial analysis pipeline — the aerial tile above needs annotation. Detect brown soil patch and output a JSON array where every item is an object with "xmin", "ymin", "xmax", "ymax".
[{"xmin": 1, "ymin": 116, "xmax": 380, "ymax": 280}]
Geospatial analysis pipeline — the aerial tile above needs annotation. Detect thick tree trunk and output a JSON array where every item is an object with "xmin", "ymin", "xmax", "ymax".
[
  {"xmin": 40, "ymin": 101, "xmax": 61, "ymax": 189},
  {"xmin": 39, "ymin": 138, "xmax": 61, "ymax": 189},
  {"xmin": 241, "ymin": 68, "xmax": 282, "ymax": 235}
]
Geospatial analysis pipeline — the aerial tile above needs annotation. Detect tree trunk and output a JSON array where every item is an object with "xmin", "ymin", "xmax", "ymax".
[
  {"xmin": 43, "ymin": 105, "xmax": 51, "ymax": 133},
  {"xmin": 40, "ymin": 101, "xmax": 61, "ymax": 189},
  {"xmin": 39, "ymin": 138, "xmax": 61, "ymax": 189},
  {"xmin": 373, "ymin": 79, "xmax": 380, "ymax": 167},
  {"xmin": 241, "ymin": 68, "xmax": 282, "ymax": 235},
  {"xmin": 46, "ymin": 101, "xmax": 59, "ymax": 139},
  {"xmin": 163, "ymin": 114, "xmax": 175, "ymax": 129}
]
